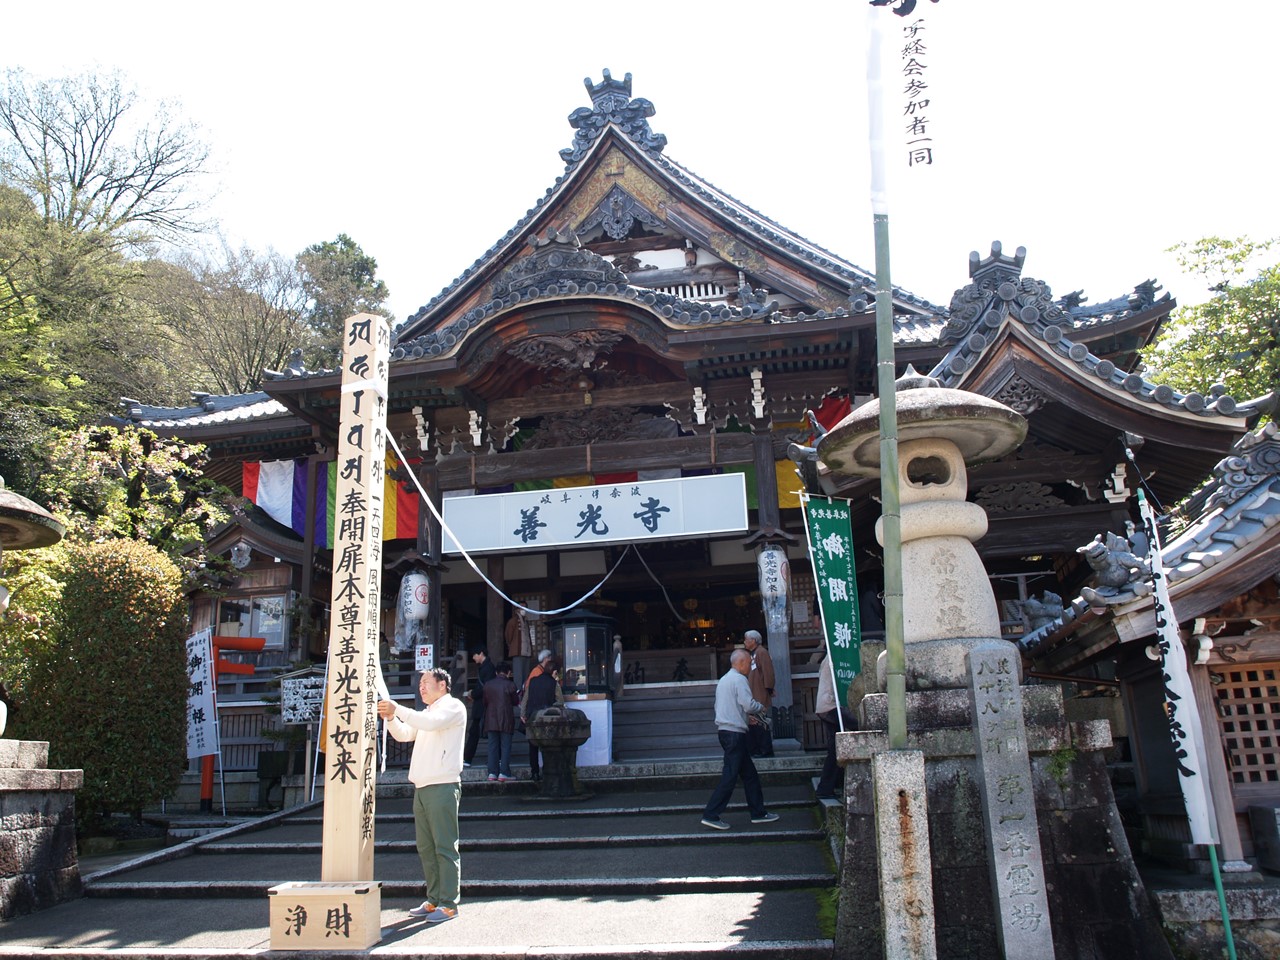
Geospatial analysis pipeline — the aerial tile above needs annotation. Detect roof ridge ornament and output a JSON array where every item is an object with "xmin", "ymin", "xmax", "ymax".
[
  {"xmin": 1206, "ymin": 422, "xmax": 1280, "ymax": 511},
  {"xmin": 968, "ymin": 240, "xmax": 1026, "ymax": 285},
  {"xmin": 560, "ymin": 69, "xmax": 668, "ymax": 166}
]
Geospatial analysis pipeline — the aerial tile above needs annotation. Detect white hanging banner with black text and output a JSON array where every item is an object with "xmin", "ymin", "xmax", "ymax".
[{"xmin": 1139, "ymin": 491, "xmax": 1217, "ymax": 845}]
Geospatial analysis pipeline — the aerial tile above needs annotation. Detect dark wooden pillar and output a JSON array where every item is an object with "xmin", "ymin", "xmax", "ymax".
[
  {"xmin": 752, "ymin": 430, "xmax": 793, "ymax": 709},
  {"xmin": 418, "ymin": 463, "xmax": 445, "ymax": 663},
  {"xmin": 301, "ymin": 454, "xmax": 322, "ymax": 660},
  {"xmin": 487, "ymin": 556, "xmax": 505, "ymax": 663}
]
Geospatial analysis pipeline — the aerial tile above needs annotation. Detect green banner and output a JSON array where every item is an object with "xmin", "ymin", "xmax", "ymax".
[{"xmin": 802, "ymin": 494, "xmax": 861, "ymax": 707}]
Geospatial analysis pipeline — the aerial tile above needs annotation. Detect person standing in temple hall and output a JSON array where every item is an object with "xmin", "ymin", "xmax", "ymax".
[
  {"xmin": 378, "ymin": 667, "xmax": 467, "ymax": 923},
  {"xmin": 742, "ymin": 629, "xmax": 775, "ymax": 757}
]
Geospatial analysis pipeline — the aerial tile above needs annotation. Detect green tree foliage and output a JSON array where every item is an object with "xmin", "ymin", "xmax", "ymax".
[
  {"xmin": 297, "ymin": 233, "xmax": 392, "ymax": 367},
  {"xmin": 1143, "ymin": 236, "xmax": 1280, "ymax": 407},
  {"xmin": 15, "ymin": 540, "xmax": 189, "ymax": 823},
  {"xmin": 0, "ymin": 544, "xmax": 68, "ymax": 708},
  {"xmin": 0, "ymin": 69, "xmax": 210, "ymax": 493},
  {"xmin": 31, "ymin": 425, "xmax": 228, "ymax": 573}
]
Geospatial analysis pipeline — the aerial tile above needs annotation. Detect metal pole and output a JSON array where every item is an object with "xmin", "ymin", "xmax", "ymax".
[
  {"xmin": 867, "ymin": 4, "xmax": 906, "ymax": 750},
  {"xmin": 1207, "ymin": 845, "xmax": 1238, "ymax": 960}
]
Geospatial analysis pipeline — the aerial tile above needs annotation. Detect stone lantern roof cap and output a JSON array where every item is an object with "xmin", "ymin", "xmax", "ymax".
[{"xmin": 817, "ymin": 380, "xmax": 1027, "ymax": 477}]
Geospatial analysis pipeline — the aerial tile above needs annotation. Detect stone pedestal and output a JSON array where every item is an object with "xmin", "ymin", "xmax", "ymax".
[
  {"xmin": 0, "ymin": 739, "xmax": 83, "ymax": 919},
  {"xmin": 834, "ymin": 687, "xmax": 1172, "ymax": 960},
  {"xmin": 526, "ymin": 707, "xmax": 591, "ymax": 799}
]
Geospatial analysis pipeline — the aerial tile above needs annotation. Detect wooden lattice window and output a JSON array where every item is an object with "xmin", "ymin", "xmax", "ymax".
[{"xmin": 1215, "ymin": 662, "xmax": 1280, "ymax": 786}]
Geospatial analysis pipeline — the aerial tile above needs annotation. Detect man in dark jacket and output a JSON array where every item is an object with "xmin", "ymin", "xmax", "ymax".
[
  {"xmin": 462, "ymin": 649, "xmax": 496, "ymax": 767},
  {"xmin": 483, "ymin": 662, "xmax": 518, "ymax": 781}
]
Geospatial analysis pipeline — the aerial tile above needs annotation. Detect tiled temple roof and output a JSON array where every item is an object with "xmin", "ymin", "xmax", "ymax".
[
  {"xmin": 931, "ymin": 243, "xmax": 1267, "ymax": 421},
  {"xmin": 399, "ymin": 70, "xmax": 946, "ymax": 339},
  {"xmin": 1161, "ymin": 422, "xmax": 1280, "ymax": 583},
  {"xmin": 1019, "ymin": 423, "xmax": 1280, "ymax": 655},
  {"xmin": 119, "ymin": 392, "xmax": 289, "ymax": 429}
]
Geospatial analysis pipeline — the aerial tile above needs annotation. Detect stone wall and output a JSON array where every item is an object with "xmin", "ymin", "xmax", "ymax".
[
  {"xmin": 1155, "ymin": 886, "xmax": 1280, "ymax": 960},
  {"xmin": 0, "ymin": 739, "xmax": 83, "ymax": 919}
]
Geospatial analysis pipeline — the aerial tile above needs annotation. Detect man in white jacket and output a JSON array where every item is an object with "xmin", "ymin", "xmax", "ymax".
[{"xmin": 378, "ymin": 666, "xmax": 467, "ymax": 922}]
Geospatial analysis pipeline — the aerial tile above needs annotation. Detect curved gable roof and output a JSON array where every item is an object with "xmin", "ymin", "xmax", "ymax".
[{"xmin": 397, "ymin": 70, "xmax": 945, "ymax": 345}]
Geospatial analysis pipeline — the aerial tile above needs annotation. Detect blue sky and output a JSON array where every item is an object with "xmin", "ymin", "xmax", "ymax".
[{"xmin": 9, "ymin": 1, "xmax": 1279, "ymax": 323}]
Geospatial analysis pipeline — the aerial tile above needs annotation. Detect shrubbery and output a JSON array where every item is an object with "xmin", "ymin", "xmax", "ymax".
[{"xmin": 15, "ymin": 539, "xmax": 189, "ymax": 824}]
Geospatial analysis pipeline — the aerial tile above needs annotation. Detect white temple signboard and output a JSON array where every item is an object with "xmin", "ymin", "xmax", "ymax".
[{"xmin": 443, "ymin": 474, "xmax": 747, "ymax": 553}]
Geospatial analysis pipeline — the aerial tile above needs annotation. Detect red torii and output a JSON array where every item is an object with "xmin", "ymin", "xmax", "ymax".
[{"xmin": 200, "ymin": 635, "xmax": 265, "ymax": 812}]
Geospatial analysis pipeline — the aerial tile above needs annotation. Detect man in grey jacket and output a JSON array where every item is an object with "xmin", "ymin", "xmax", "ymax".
[{"xmin": 701, "ymin": 649, "xmax": 779, "ymax": 830}]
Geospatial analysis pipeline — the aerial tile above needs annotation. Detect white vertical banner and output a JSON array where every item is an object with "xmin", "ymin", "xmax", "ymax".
[
  {"xmin": 185, "ymin": 628, "xmax": 218, "ymax": 759},
  {"xmin": 1138, "ymin": 491, "xmax": 1217, "ymax": 845}
]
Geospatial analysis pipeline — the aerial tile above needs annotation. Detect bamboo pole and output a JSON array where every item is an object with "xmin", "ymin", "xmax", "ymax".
[{"xmin": 867, "ymin": 6, "xmax": 906, "ymax": 749}]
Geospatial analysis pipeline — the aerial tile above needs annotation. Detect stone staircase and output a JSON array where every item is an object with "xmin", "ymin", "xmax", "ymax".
[
  {"xmin": 611, "ymin": 681, "xmax": 721, "ymax": 760},
  {"xmin": 2, "ymin": 762, "xmax": 835, "ymax": 958}
]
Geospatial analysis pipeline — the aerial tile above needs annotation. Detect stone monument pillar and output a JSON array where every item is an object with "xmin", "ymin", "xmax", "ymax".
[{"xmin": 817, "ymin": 372, "xmax": 1171, "ymax": 960}]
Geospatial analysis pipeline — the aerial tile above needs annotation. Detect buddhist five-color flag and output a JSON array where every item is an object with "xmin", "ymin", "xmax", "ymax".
[{"xmin": 243, "ymin": 457, "xmax": 420, "ymax": 546}]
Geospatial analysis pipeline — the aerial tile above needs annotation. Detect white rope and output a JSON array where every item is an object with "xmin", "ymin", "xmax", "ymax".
[
  {"xmin": 631, "ymin": 545, "xmax": 687, "ymax": 622},
  {"xmin": 386, "ymin": 433, "xmax": 631, "ymax": 617}
]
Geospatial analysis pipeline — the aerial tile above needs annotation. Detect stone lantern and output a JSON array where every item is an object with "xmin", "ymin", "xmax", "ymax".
[{"xmin": 816, "ymin": 369, "xmax": 1026, "ymax": 690}]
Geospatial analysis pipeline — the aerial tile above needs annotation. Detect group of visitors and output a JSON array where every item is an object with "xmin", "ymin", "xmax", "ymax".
[
  {"xmin": 460, "ymin": 646, "xmax": 565, "ymax": 782},
  {"xmin": 379, "ymin": 619, "xmax": 843, "ymax": 922}
]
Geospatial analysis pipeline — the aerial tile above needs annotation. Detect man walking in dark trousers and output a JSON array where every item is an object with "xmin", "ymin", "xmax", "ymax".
[{"xmin": 701, "ymin": 649, "xmax": 778, "ymax": 830}]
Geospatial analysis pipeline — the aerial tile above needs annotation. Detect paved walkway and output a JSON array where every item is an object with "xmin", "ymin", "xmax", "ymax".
[{"xmin": 0, "ymin": 761, "xmax": 834, "ymax": 960}]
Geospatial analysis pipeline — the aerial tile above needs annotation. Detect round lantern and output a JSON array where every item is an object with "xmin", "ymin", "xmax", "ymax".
[{"xmin": 400, "ymin": 572, "xmax": 430, "ymax": 621}]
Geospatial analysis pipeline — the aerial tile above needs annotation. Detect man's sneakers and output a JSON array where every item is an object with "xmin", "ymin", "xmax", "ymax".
[
  {"xmin": 408, "ymin": 902, "xmax": 457, "ymax": 923},
  {"xmin": 487, "ymin": 774, "xmax": 498, "ymax": 781},
  {"xmin": 751, "ymin": 812, "xmax": 780, "ymax": 824},
  {"xmin": 700, "ymin": 817, "xmax": 731, "ymax": 831},
  {"xmin": 498, "ymin": 774, "xmax": 512, "ymax": 782}
]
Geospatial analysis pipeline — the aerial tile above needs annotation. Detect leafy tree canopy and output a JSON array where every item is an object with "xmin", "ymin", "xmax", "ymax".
[
  {"xmin": 32, "ymin": 424, "xmax": 229, "ymax": 574},
  {"xmin": 159, "ymin": 241, "xmax": 312, "ymax": 394},
  {"xmin": 1143, "ymin": 236, "xmax": 1280, "ymax": 410},
  {"xmin": 0, "ymin": 69, "xmax": 211, "ymax": 492},
  {"xmin": 297, "ymin": 233, "xmax": 392, "ymax": 367}
]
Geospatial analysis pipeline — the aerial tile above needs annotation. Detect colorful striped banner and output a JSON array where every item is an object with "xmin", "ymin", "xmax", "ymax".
[{"xmin": 243, "ymin": 456, "xmax": 420, "ymax": 547}]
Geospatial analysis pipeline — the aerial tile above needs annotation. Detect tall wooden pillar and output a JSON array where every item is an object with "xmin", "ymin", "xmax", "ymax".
[
  {"xmin": 320, "ymin": 313, "xmax": 390, "ymax": 881},
  {"xmin": 487, "ymin": 556, "xmax": 505, "ymax": 663},
  {"xmin": 418, "ymin": 462, "xmax": 443, "ymax": 672},
  {"xmin": 752, "ymin": 430, "xmax": 793, "ymax": 709}
]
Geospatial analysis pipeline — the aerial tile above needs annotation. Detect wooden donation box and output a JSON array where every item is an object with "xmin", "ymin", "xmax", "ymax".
[{"xmin": 268, "ymin": 881, "xmax": 381, "ymax": 951}]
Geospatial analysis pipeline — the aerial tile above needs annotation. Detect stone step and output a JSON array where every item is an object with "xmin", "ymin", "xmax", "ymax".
[{"xmin": 86, "ymin": 873, "xmax": 836, "ymax": 900}]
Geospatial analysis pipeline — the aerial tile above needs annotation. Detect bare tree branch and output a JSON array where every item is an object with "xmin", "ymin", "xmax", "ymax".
[{"xmin": 0, "ymin": 69, "xmax": 210, "ymax": 243}]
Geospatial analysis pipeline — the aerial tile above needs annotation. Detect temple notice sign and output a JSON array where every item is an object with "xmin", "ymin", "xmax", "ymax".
[
  {"xmin": 443, "ymin": 474, "xmax": 748, "ymax": 553},
  {"xmin": 801, "ymin": 494, "xmax": 862, "ymax": 706}
]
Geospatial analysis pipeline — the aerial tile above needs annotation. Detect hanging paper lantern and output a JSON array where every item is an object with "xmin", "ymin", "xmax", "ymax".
[
  {"xmin": 757, "ymin": 544, "xmax": 790, "ymax": 635},
  {"xmin": 400, "ymin": 572, "xmax": 430, "ymax": 621}
]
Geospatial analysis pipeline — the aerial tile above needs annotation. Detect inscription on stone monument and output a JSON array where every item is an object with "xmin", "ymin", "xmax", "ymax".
[{"xmin": 967, "ymin": 643, "xmax": 1054, "ymax": 957}]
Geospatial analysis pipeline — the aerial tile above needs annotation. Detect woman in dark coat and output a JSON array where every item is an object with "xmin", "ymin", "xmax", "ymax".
[
  {"xmin": 483, "ymin": 662, "xmax": 518, "ymax": 781},
  {"xmin": 519, "ymin": 657, "xmax": 563, "ymax": 781}
]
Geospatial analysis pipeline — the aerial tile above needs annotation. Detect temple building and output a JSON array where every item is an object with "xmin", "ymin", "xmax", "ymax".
[{"xmin": 121, "ymin": 71, "xmax": 1278, "ymax": 864}]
